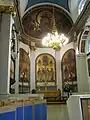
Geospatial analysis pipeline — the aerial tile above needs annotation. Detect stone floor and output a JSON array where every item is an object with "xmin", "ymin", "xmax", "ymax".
[{"xmin": 47, "ymin": 104, "xmax": 69, "ymax": 120}]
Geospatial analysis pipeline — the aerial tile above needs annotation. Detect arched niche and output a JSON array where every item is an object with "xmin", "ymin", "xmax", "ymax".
[
  {"xmin": 19, "ymin": 48, "xmax": 30, "ymax": 93},
  {"xmin": 35, "ymin": 53, "xmax": 56, "ymax": 90},
  {"xmin": 61, "ymin": 49, "xmax": 77, "ymax": 92}
]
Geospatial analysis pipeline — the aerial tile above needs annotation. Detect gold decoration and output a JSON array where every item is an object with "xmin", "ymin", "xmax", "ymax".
[
  {"xmin": 30, "ymin": 46, "xmax": 37, "ymax": 51},
  {"xmin": 42, "ymin": 6, "xmax": 69, "ymax": 49},
  {"xmin": 53, "ymin": 46, "xmax": 60, "ymax": 51},
  {"xmin": 36, "ymin": 54, "xmax": 56, "ymax": 88},
  {"xmin": 0, "ymin": 5, "xmax": 14, "ymax": 13}
]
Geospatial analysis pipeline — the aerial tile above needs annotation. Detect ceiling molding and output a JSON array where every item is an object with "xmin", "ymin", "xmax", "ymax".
[{"xmin": 22, "ymin": 2, "xmax": 72, "ymax": 19}]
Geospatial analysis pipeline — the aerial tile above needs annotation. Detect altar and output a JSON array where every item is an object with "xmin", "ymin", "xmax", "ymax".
[{"xmin": 37, "ymin": 90, "xmax": 61, "ymax": 100}]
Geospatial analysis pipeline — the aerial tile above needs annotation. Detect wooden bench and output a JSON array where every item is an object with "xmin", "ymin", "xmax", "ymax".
[{"xmin": 37, "ymin": 90, "xmax": 61, "ymax": 100}]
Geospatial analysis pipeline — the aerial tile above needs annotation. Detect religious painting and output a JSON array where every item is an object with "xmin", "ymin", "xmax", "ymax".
[
  {"xmin": 19, "ymin": 48, "xmax": 30, "ymax": 93},
  {"xmin": 22, "ymin": 5, "xmax": 72, "ymax": 41},
  {"xmin": 36, "ymin": 54, "xmax": 56, "ymax": 89},
  {"xmin": 61, "ymin": 49, "xmax": 77, "ymax": 92}
]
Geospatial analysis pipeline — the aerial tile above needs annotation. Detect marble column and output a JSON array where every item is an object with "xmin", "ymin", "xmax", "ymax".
[
  {"xmin": 55, "ymin": 50, "xmax": 62, "ymax": 91},
  {"xmin": 0, "ymin": 14, "xmax": 11, "ymax": 94},
  {"xmin": 76, "ymin": 53, "xmax": 89, "ymax": 92},
  {"xmin": 30, "ymin": 47, "xmax": 36, "ymax": 91}
]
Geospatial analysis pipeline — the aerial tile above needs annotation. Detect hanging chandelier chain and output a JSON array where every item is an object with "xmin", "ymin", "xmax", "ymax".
[
  {"xmin": 42, "ymin": 6, "xmax": 69, "ymax": 49},
  {"xmin": 52, "ymin": 6, "xmax": 57, "ymax": 32}
]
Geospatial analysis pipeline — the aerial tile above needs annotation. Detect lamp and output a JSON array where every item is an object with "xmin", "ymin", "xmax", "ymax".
[{"xmin": 42, "ymin": 6, "xmax": 69, "ymax": 49}]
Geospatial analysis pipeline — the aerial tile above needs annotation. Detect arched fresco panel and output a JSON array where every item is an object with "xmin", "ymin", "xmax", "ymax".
[
  {"xmin": 61, "ymin": 49, "xmax": 77, "ymax": 92},
  {"xmin": 19, "ymin": 48, "xmax": 30, "ymax": 93},
  {"xmin": 36, "ymin": 53, "xmax": 56, "ymax": 90}
]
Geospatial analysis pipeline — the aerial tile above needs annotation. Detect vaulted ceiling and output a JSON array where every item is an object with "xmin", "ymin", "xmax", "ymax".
[{"xmin": 26, "ymin": 0, "xmax": 70, "ymax": 11}]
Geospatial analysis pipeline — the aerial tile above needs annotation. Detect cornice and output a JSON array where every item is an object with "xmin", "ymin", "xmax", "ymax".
[{"xmin": 0, "ymin": 5, "xmax": 14, "ymax": 13}]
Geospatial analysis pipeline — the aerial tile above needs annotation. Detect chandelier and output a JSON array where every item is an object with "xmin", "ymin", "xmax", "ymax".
[{"xmin": 42, "ymin": 7, "xmax": 69, "ymax": 49}]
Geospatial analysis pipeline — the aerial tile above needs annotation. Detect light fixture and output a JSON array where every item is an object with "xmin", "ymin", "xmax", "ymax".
[{"xmin": 42, "ymin": 6, "xmax": 69, "ymax": 49}]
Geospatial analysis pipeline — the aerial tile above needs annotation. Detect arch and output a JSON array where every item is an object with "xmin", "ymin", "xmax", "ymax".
[
  {"xmin": 78, "ymin": 26, "xmax": 90, "ymax": 53},
  {"xmin": 19, "ymin": 48, "xmax": 30, "ymax": 93},
  {"xmin": 35, "ymin": 53, "xmax": 56, "ymax": 90},
  {"xmin": 61, "ymin": 49, "xmax": 77, "ymax": 92},
  {"xmin": 22, "ymin": 3, "xmax": 72, "ymax": 21}
]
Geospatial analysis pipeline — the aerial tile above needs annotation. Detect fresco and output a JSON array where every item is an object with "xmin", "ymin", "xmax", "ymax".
[
  {"xmin": 36, "ymin": 54, "xmax": 56, "ymax": 88},
  {"xmin": 19, "ymin": 48, "xmax": 30, "ymax": 83},
  {"xmin": 22, "ymin": 6, "xmax": 72, "ymax": 40},
  {"xmin": 19, "ymin": 48, "xmax": 30, "ymax": 93},
  {"xmin": 61, "ymin": 49, "xmax": 77, "ymax": 92}
]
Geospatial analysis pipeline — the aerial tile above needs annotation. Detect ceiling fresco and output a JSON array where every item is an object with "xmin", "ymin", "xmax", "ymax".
[{"xmin": 22, "ymin": 5, "xmax": 73, "ymax": 43}]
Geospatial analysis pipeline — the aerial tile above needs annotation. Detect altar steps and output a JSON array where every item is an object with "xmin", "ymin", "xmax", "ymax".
[{"xmin": 47, "ymin": 101, "xmax": 66, "ymax": 104}]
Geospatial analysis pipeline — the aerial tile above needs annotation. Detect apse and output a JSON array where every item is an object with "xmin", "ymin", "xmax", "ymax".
[{"xmin": 21, "ymin": 4, "xmax": 73, "ymax": 47}]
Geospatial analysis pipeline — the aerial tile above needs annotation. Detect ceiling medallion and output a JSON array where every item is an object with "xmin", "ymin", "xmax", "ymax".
[{"xmin": 42, "ymin": 6, "xmax": 69, "ymax": 50}]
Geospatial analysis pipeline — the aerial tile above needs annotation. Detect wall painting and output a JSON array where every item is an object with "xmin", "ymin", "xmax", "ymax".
[
  {"xmin": 36, "ymin": 54, "xmax": 56, "ymax": 90},
  {"xmin": 19, "ymin": 48, "xmax": 30, "ymax": 93},
  {"xmin": 61, "ymin": 49, "xmax": 77, "ymax": 92}
]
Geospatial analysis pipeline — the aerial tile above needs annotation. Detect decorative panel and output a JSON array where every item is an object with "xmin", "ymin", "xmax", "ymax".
[{"xmin": 35, "ymin": 53, "xmax": 56, "ymax": 90}]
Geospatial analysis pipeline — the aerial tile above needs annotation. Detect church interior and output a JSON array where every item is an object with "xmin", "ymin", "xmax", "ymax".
[{"xmin": 0, "ymin": 0, "xmax": 90, "ymax": 120}]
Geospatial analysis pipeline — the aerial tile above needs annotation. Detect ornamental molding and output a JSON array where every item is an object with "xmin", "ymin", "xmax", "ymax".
[
  {"xmin": 0, "ymin": 5, "xmax": 14, "ymax": 13},
  {"xmin": 0, "ymin": 0, "xmax": 14, "ymax": 13}
]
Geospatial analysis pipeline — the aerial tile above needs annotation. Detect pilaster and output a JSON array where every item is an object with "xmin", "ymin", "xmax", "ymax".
[
  {"xmin": 76, "ymin": 53, "xmax": 89, "ymax": 92},
  {"xmin": 30, "ymin": 43, "xmax": 36, "ymax": 91}
]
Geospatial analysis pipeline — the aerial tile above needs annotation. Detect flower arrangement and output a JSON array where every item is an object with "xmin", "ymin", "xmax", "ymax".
[{"xmin": 63, "ymin": 81, "xmax": 71, "ymax": 92}]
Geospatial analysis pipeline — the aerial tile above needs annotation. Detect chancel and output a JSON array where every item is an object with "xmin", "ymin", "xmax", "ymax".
[{"xmin": 0, "ymin": 0, "xmax": 90, "ymax": 120}]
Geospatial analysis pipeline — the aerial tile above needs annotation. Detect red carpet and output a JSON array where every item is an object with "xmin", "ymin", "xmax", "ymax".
[{"xmin": 47, "ymin": 101, "xmax": 66, "ymax": 104}]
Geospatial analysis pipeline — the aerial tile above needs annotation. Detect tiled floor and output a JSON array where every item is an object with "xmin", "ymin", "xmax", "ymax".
[{"xmin": 47, "ymin": 104, "xmax": 69, "ymax": 120}]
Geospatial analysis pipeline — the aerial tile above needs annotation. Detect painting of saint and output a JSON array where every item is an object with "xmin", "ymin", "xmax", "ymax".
[
  {"xmin": 19, "ymin": 48, "xmax": 30, "ymax": 93},
  {"xmin": 19, "ymin": 48, "xmax": 30, "ymax": 83},
  {"xmin": 61, "ymin": 49, "xmax": 77, "ymax": 92},
  {"xmin": 36, "ymin": 53, "xmax": 56, "ymax": 88}
]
